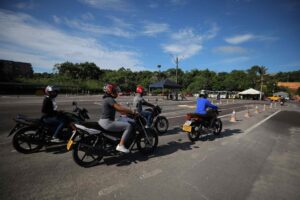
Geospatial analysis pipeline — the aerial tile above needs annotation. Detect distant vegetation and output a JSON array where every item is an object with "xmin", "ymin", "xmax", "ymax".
[{"xmin": 1, "ymin": 61, "xmax": 300, "ymax": 96}]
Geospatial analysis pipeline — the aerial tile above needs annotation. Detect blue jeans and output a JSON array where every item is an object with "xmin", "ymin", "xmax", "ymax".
[
  {"xmin": 141, "ymin": 110, "xmax": 152, "ymax": 127},
  {"xmin": 43, "ymin": 116, "xmax": 65, "ymax": 138}
]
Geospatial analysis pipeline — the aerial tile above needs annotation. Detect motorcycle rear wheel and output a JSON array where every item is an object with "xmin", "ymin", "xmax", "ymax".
[
  {"xmin": 213, "ymin": 119, "xmax": 223, "ymax": 136},
  {"xmin": 72, "ymin": 135, "xmax": 103, "ymax": 167},
  {"xmin": 154, "ymin": 116, "xmax": 169, "ymax": 134},
  {"xmin": 188, "ymin": 126, "xmax": 201, "ymax": 142},
  {"xmin": 137, "ymin": 128, "xmax": 158, "ymax": 154},
  {"xmin": 12, "ymin": 127, "xmax": 44, "ymax": 154}
]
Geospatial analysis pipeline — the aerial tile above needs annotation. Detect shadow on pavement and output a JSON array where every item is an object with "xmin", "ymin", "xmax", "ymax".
[{"xmin": 95, "ymin": 128, "xmax": 243, "ymax": 168}]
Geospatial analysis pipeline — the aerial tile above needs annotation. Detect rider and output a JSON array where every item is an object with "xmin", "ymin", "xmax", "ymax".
[
  {"xmin": 195, "ymin": 92, "xmax": 218, "ymax": 128},
  {"xmin": 133, "ymin": 85, "xmax": 155, "ymax": 128},
  {"xmin": 42, "ymin": 85, "xmax": 65, "ymax": 142},
  {"xmin": 99, "ymin": 83, "xmax": 136, "ymax": 153}
]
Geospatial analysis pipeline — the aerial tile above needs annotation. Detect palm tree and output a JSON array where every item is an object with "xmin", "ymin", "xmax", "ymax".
[{"xmin": 258, "ymin": 66, "xmax": 268, "ymax": 100}]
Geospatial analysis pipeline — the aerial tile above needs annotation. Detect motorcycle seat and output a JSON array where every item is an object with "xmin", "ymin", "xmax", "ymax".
[{"xmin": 80, "ymin": 122, "xmax": 122, "ymax": 134}]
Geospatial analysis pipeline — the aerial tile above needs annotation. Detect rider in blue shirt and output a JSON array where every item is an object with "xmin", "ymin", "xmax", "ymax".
[{"xmin": 195, "ymin": 93, "xmax": 218, "ymax": 127}]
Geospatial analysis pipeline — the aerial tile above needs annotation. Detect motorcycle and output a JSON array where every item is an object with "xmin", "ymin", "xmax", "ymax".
[
  {"xmin": 182, "ymin": 109, "xmax": 222, "ymax": 142},
  {"xmin": 144, "ymin": 105, "xmax": 169, "ymax": 134},
  {"xmin": 67, "ymin": 114, "xmax": 159, "ymax": 167},
  {"xmin": 8, "ymin": 101, "xmax": 89, "ymax": 154}
]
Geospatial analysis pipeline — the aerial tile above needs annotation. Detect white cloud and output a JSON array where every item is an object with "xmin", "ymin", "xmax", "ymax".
[
  {"xmin": 53, "ymin": 15, "xmax": 61, "ymax": 24},
  {"xmin": 0, "ymin": 9, "xmax": 142, "ymax": 71},
  {"xmin": 214, "ymin": 46, "xmax": 247, "ymax": 54},
  {"xmin": 225, "ymin": 33, "xmax": 278, "ymax": 44},
  {"xmin": 81, "ymin": 12, "xmax": 95, "ymax": 21},
  {"xmin": 225, "ymin": 34, "xmax": 254, "ymax": 44},
  {"xmin": 56, "ymin": 17, "xmax": 136, "ymax": 38},
  {"xmin": 15, "ymin": 1, "xmax": 35, "ymax": 9},
  {"xmin": 169, "ymin": 0, "xmax": 187, "ymax": 6},
  {"xmin": 162, "ymin": 24, "xmax": 218, "ymax": 59},
  {"xmin": 142, "ymin": 22, "xmax": 169, "ymax": 36},
  {"xmin": 78, "ymin": 0, "xmax": 133, "ymax": 11}
]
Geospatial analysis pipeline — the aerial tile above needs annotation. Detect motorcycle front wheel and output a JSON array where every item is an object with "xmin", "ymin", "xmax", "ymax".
[
  {"xmin": 154, "ymin": 116, "xmax": 169, "ymax": 134},
  {"xmin": 137, "ymin": 128, "xmax": 158, "ymax": 155},
  {"xmin": 72, "ymin": 135, "xmax": 103, "ymax": 168},
  {"xmin": 12, "ymin": 127, "xmax": 44, "ymax": 154}
]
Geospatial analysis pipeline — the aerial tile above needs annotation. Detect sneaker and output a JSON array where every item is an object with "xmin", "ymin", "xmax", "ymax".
[
  {"xmin": 116, "ymin": 144, "xmax": 130, "ymax": 153},
  {"xmin": 51, "ymin": 137, "xmax": 63, "ymax": 143}
]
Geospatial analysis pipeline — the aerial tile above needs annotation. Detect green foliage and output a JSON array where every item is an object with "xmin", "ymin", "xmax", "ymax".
[{"xmin": 10, "ymin": 61, "xmax": 300, "ymax": 95}]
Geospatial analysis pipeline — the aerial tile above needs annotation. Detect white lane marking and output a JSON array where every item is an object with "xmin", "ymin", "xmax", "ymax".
[
  {"xmin": 139, "ymin": 169, "xmax": 162, "ymax": 180},
  {"xmin": 244, "ymin": 110, "xmax": 281, "ymax": 134},
  {"xmin": 98, "ymin": 183, "xmax": 125, "ymax": 197},
  {"xmin": 11, "ymin": 150, "xmax": 16, "ymax": 153}
]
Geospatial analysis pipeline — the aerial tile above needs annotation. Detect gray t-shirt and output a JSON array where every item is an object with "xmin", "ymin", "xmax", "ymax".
[
  {"xmin": 133, "ymin": 95, "xmax": 146, "ymax": 113},
  {"xmin": 100, "ymin": 97, "xmax": 117, "ymax": 120}
]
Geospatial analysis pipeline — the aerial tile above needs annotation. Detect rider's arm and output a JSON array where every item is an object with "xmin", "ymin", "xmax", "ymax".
[
  {"xmin": 141, "ymin": 99, "xmax": 155, "ymax": 107},
  {"xmin": 206, "ymin": 100, "xmax": 218, "ymax": 110},
  {"xmin": 113, "ymin": 103, "xmax": 135, "ymax": 115}
]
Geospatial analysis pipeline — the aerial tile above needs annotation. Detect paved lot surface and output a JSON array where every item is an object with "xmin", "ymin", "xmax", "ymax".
[{"xmin": 0, "ymin": 95, "xmax": 299, "ymax": 200}]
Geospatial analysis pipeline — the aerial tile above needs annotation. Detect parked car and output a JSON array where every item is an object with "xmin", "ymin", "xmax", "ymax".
[{"xmin": 268, "ymin": 95, "xmax": 281, "ymax": 101}]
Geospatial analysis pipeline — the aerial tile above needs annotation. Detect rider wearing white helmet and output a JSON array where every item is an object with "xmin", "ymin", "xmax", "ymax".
[{"xmin": 42, "ymin": 85, "xmax": 65, "ymax": 142}]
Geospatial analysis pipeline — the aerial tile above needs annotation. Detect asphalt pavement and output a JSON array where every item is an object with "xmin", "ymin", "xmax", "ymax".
[{"xmin": 0, "ymin": 95, "xmax": 299, "ymax": 200}]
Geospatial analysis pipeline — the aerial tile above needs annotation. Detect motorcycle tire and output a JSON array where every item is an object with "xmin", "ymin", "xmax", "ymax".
[
  {"xmin": 72, "ymin": 135, "xmax": 103, "ymax": 168},
  {"xmin": 188, "ymin": 128, "xmax": 201, "ymax": 142},
  {"xmin": 12, "ymin": 127, "xmax": 44, "ymax": 154},
  {"xmin": 154, "ymin": 116, "xmax": 169, "ymax": 134},
  {"xmin": 137, "ymin": 128, "xmax": 158, "ymax": 155},
  {"xmin": 213, "ymin": 119, "xmax": 223, "ymax": 136}
]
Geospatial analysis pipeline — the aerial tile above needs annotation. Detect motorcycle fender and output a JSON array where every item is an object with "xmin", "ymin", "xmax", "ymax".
[{"xmin": 8, "ymin": 124, "xmax": 23, "ymax": 137}]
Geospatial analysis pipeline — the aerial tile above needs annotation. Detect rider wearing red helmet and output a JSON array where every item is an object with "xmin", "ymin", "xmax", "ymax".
[
  {"xmin": 133, "ymin": 85, "xmax": 155, "ymax": 128},
  {"xmin": 99, "ymin": 83, "xmax": 136, "ymax": 153}
]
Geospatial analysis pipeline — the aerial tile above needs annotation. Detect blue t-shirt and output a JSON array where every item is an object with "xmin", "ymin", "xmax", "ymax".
[{"xmin": 195, "ymin": 98, "xmax": 218, "ymax": 114}]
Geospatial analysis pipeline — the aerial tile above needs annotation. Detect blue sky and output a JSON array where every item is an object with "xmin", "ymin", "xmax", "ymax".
[{"xmin": 0, "ymin": 0, "xmax": 300, "ymax": 73}]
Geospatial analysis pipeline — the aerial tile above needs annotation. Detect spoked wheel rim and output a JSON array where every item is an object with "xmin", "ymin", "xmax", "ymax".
[
  {"xmin": 213, "ymin": 119, "xmax": 222, "ymax": 135},
  {"xmin": 155, "ymin": 117, "xmax": 169, "ymax": 133},
  {"xmin": 137, "ymin": 129, "xmax": 158, "ymax": 154},
  {"xmin": 77, "ymin": 142, "xmax": 99, "ymax": 163},
  {"xmin": 73, "ymin": 136, "xmax": 103, "ymax": 167},
  {"xmin": 13, "ymin": 129, "xmax": 43, "ymax": 153}
]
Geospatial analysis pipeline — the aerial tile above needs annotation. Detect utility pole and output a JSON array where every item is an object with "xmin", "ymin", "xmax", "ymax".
[
  {"xmin": 260, "ymin": 74, "xmax": 263, "ymax": 100},
  {"xmin": 176, "ymin": 57, "xmax": 179, "ymax": 84}
]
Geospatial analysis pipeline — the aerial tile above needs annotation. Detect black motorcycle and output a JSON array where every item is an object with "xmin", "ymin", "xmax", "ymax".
[
  {"xmin": 67, "ymin": 114, "xmax": 159, "ymax": 167},
  {"xmin": 144, "ymin": 105, "xmax": 169, "ymax": 134},
  {"xmin": 8, "ymin": 101, "xmax": 89, "ymax": 154},
  {"xmin": 182, "ymin": 109, "xmax": 222, "ymax": 142}
]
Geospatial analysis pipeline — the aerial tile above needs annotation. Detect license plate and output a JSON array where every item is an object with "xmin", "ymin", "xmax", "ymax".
[
  {"xmin": 184, "ymin": 120, "xmax": 192, "ymax": 126},
  {"xmin": 67, "ymin": 139, "xmax": 74, "ymax": 151},
  {"xmin": 182, "ymin": 125, "xmax": 192, "ymax": 132}
]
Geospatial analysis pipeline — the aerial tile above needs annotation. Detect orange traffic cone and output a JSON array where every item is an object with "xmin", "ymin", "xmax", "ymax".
[
  {"xmin": 255, "ymin": 105, "xmax": 259, "ymax": 114},
  {"xmin": 230, "ymin": 110, "xmax": 237, "ymax": 122},
  {"xmin": 244, "ymin": 107, "xmax": 250, "ymax": 118}
]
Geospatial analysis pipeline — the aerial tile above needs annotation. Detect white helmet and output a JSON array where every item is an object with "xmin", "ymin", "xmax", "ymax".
[{"xmin": 45, "ymin": 85, "xmax": 59, "ymax": 97}]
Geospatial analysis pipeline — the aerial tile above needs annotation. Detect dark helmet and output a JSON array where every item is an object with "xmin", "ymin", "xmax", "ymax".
[
  {"xmin": 199, "ymin": 93, "xmax": 208, "ymax": 98},
  {"xmin": 45, "ymin": 85, "xmax": 59, "ymax": 98},
  {"xmin": 103, "ymin": 83, "xmax": 120, "ymax": 96}
]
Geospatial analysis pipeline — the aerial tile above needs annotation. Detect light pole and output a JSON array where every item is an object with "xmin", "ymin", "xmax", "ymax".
[
  {"xmin": 175, "ymin": 57, "xmax": 178, "ymax": 84},
  {"xmin": 157, "ymin": 65, "xmax": 161, "ymax": 80}
]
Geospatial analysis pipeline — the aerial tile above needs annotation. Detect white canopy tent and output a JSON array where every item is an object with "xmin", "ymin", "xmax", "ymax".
[{"xmin": 238, "ymin": 88, "xmax": 263, "ymax": 100}]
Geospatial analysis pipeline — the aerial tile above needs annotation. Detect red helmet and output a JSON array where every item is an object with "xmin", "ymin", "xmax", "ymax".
[
  {"xmin": 103, "ymin": 83, "xmax": 120, "ymax": 95},
  {"xmin": 136, "ymin": 85, "xmax": 144, "ymax": 94}
]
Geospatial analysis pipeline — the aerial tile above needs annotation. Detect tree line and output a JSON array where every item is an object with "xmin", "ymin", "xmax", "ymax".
[{"xmin": 3, "ymin": 61, "xmax": 300, "ymax": 96}]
